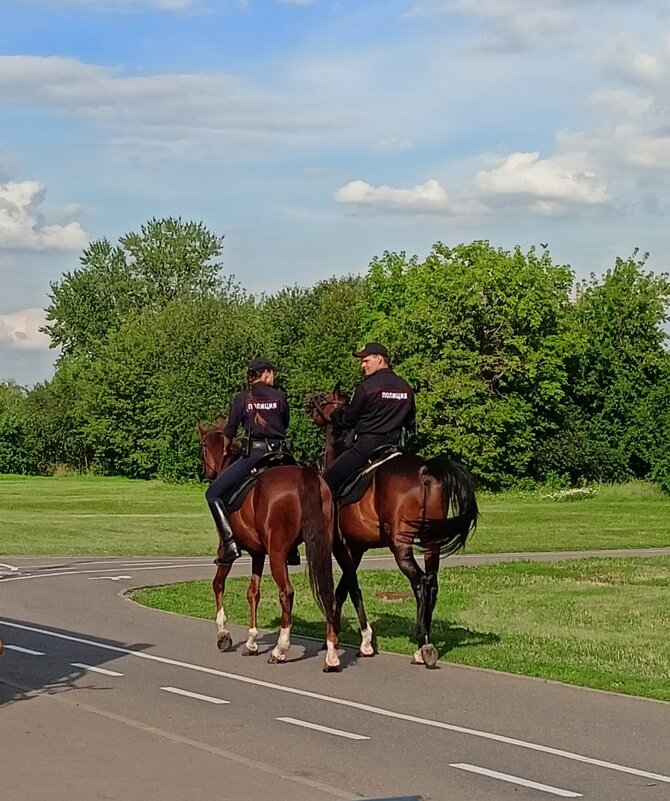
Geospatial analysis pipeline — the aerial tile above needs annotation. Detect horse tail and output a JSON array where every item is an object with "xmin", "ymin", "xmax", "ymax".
[
  {"xmin": 407, "ymin": 456, "xmax": 478, "ymax": 557},
  {"xmin": 299, "ymin": 467, "xmax": 339, "ymax": 632}
]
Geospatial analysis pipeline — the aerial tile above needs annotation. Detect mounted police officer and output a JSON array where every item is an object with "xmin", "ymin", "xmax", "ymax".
[
  {"xmin": 206, "ymin": 357, "xmax": 292, "ymax": 564},
  {"xmin": 323, "ymin": 343, "xmax": 415, "ymax": 498}
]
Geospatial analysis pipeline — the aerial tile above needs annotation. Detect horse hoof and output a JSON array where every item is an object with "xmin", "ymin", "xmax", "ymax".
[
  {"xmin": 241, "ymin": 646, "xmax": 258, "ymax": 657},
  {"xmin": 217, "ymin": 633, "xmax": 232, "ymax": 652},
  {"xmin": 421, "ymin": 643, "xmax": 439, "ymax": 668},
  {"xmin": 323, "ymin": 663, "xmax": 341, "ymax": 673},
  {"xmin": 267, "ymin": 653, "xmax": 284, "ymax": 664},
  {"xmin": 356, "ymin": 649, "xmax": 375, "ymax": 658}
]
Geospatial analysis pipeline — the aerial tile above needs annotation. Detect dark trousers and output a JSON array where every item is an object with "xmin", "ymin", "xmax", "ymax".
[
  {"xmin": 205, "ymin": 444, "xmax": 269, "ymax": 504},
  {"xmin": 323, "ymin": 435, "xmax": 388, "ymax": 496}
]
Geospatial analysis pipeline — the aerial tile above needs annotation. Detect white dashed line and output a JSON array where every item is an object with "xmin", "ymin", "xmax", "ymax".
[
  {"xmin": 4, "ymin": 644, "xmax": 45, "ymax": 656},
  {"xmin": 277, "ymin": 717, "xmax": 369, "ymax": 740},
  {"xmin": 71, "ymin": 662, "xmax": 124, "ymax": 677},
  {"xmin": 450, "ymin": 763, "xmax": 582, "ymax": 797},
  {"xmin": 161, "ymin": 686, "xmax": 230, "ymax": 705},
  {"xmin": 2, "ymin": 620, "xmax": 668, "ymax": 786}
]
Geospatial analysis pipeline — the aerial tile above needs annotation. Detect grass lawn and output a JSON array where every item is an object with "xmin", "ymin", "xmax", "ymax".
[
  {"xmin": 134, "ymin": 556, "xmax": 670, "ymax": 702},
  {"xmin": 0, "ymin": 475, "xmax": 668, "ymax": 556}
]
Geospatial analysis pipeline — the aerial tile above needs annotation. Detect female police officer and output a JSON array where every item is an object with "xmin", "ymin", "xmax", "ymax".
[{"xmin": 205, "ymin": 357, "xmax": 290, "ymax": 563}]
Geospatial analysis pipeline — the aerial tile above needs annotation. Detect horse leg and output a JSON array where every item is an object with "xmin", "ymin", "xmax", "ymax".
[
  {"xmin": 391, "ymin": 544, "xmax": 437, "ymax": 667},
  {"xmin": 267, "ymin": 555, "xmax": 294, "ymax": 664},
  {"xmin": 422, "ymin": 551, "xmax": 440, "ymax": 662},
  {"xmin": 212, "ymin": 562, "xmax": 233, "ymax": 651},
  {"xmin": 332, "ymin": 536, "xmax": 374, "ymax": 657},
  {"xmin": 242, "ymin": 553, "xmax": 265, "ymax": 656}
]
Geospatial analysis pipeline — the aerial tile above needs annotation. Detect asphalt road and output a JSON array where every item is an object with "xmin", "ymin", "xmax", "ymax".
[{"xmin": 1, "ymin": 554, "xmax": 669, "ymax": 801}]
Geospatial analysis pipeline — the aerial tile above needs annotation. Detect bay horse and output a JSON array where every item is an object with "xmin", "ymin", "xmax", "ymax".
[
  {"xmin": 198, "ymin": 423, "xmax": 342, "ymax": 672},
  {"xmin": 306, "ymin": 386, "xmax": 478, "ymax": 667}
]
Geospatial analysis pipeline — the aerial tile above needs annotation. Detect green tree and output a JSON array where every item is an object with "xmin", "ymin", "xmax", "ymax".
[
  {"xmin": 360, "ymin": 242, "xmax": 573, "ymax": 488},
  {"xmin": 0, "ymin": 381, "xmax": 33, "ymax": 474},
  {"xmin": 548, "ymin": 251, "xmax": 670, "ymax": 484},
  {"xmin": 43, "ymin": 218, "xmax": 225, "ymax": 358}
]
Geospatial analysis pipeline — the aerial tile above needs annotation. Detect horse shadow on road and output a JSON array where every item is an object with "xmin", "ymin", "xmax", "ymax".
[{"xmin": 0, "ymin": 617, "xmax": 152, "ymax": 710}]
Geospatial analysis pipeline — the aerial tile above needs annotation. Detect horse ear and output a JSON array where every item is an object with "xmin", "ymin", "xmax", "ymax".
[
  {"xmin": 196, "ymin": 424, "xmax": 207, "ymax": 441},
  {"xmin": 333, "ymin": 381, "xmax": 342, "ymax": 400}
]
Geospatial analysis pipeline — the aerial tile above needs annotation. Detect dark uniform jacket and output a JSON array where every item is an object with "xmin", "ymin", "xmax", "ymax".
[
  {"xmin": 340, "ymin": 368, "xmax": 415, "ymax": 437},
  {"xmin": 223, "ymin": 382, "xmax": 289, "ymax": 441}
]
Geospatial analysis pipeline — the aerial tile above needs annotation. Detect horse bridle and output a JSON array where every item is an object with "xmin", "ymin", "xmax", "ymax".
[{"xmin": 309, "ymin": 394, "xmax": 344, "ymax": 425}]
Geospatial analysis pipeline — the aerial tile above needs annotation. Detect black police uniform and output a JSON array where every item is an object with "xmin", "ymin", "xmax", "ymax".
[
  {"xmin": 323, "ymin": 368, "xmax": 415, "ymax": 497},
  {"xmin": 205, "ymin": 381, "xmax": 290, "ymax": 505}
]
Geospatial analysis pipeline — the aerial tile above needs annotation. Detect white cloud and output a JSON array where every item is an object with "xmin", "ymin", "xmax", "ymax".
[
  {"xmin": 32, "ymin": 0, "xmax": 201, "ymax": 9},
  {"xmin": 375, "ymin": 137, "xmax": 413, "ymax": 153},
  {"xmin": 0, "ymin": 308, "xmax": 50, "ymax": 351},
  {"xmin": 476, "ymin": 151, "xmax": 608, "ymax": 208},
  {"xmin": 334, "ymin": 178, "xmax": 456, "ymax": 213},
  {"xmin": 0, "ymin": 56, "xmax": 338, "ymax": 156},
  {"xmin": 406, "ymin": 0, "xmax": 574, "ymax": 51},
  {"xmin": 0, "ymin": 180, "xmax": 88, "ymax": 251}
]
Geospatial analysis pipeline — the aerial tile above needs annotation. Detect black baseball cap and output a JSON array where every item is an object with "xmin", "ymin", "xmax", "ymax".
[
  {"xmin": 352, "ymin": 342, "xmax": 389, "ymax": 359},
  {"xmin": 248, "ymin": 357, "xmax": 277, "ymax": 372}
]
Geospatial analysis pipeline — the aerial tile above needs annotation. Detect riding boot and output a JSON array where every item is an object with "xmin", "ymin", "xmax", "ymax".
[
  {"xmin": 287, "ymin": 546, "xmax": 301, "ymax": 566},
  {"xmin": 208, "ymin": 499, "xmax": 241, "ymax": 564}
]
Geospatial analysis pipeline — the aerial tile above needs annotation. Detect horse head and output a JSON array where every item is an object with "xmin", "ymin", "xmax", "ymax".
[
  {"xmin": 197, "ymin": 421, "xmax": 242, "ymax": 481},
  {"xmin": 305, "ymin": 382, "xmax": 349, "ymax": 429}
]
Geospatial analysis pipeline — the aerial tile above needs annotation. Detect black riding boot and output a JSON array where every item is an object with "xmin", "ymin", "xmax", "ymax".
[
  {"xmin": 208, "ymin": 499, "xmax": 241, "ymax": 564},
  {"xmin": 287, "ymin": 546, "xmax": 301, "ymax": 566}
]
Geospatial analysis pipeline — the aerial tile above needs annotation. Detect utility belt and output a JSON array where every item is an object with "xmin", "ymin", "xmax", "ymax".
[
  {"xmin": 354, "ymin": 430, "xmax": 403, "ymax": 446},
  {"xmin": 247, "ymin": 437, "xmax": 287, "ymax": 455}
]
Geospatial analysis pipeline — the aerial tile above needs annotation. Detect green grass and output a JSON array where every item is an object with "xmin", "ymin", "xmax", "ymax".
[
  {"xmin": 0, "ymin": 475, "xmax": 668, "ymax": 556},
  {"xmin": 134, "ymin": 557, "xmax": 670, "ymax": 701}
]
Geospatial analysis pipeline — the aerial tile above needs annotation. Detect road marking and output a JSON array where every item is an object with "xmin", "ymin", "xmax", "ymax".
[
  {"xmin": 161, "ymin": 686, "xmax": 230, "ymax": 704},
  {"xmin": 71, "ymin": 662, "xmax": 124, "ymax": 677},
  {"xmin": 0, "ymin": 563, "xmax": 208, "ymax": 582},
  {"xmin": 277, "ymin": 717, "xmax": 369, "ymax": 740},
  {"xmin": 88, "ymin": 575, "xmax": 133, "ymax": 581},
  {"xmin": 450, "ymin": 763, "xmax": 582, "ymax": 797},
  {"xmin": 4, "ymin": 644, "xmax": 45, "ymax": 656},
  {"xmin": 0, "ymin": 562, "xmax": 19, "ymax": 573},
  {"xmin": 2, "ymin": 620, "xmax": 669, "ymax": 786}
]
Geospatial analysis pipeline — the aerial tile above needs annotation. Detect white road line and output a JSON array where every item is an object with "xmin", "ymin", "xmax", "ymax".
[
  {"xmin": 2, "ymin": 620, "xmax": 668, "ymax": 786},
  {"xmin": 71, "ymin": 662, "xmax": 124, "ymax": 677},
  {"xmin": 0, "ymin": 562, "xmax": 19, "ymax": 572},
  {"xmin": 0, "ymin": 563, "xmax": 208, "ymax": 582},
  {"xmin": 450, "ymin": 763, "xmax": 582, "ymax": 797},
  {"xmin": 161, "ymin": 686, "xmax": 230, "ymax": 705},
  {"xmin": 278, "ymin": 717, "xmax": 369, "ymax": 740},
  {"xmin": 4, "ymin": 644, "xmax": 45, "ymax": 656}
]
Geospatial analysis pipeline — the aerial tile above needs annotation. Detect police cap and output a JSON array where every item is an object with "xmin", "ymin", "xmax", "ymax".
[{"xmin": 352, "ymin": 342, "xmax": 389, "ymax": 360}]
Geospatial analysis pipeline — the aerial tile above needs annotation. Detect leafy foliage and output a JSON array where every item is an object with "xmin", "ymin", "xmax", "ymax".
[{"xmin": 6, "ymin": 220, "xmax": 670, "ymax": 493}]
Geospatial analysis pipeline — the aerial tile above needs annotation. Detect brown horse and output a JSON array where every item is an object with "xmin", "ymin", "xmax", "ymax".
[
  {"xmin": 198, "ymin": 423, "xmax": 342, "ymax": 672},
  {"xmin": 307, "ymin": 386, "xmax": 478, "ymax": 667}
]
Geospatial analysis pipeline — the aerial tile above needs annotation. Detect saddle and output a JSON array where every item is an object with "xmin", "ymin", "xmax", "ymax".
[
  {"xmin": 223, "ymin": 451, "xmax": 296, "ymax": 513},
  {"xmin": 338, "ymin": 445, "xmax": 404, "ymax": 507}
]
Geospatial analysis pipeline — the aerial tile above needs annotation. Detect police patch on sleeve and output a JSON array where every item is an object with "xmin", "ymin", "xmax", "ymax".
[
  {"xmin": 246, "ymin": 401, "xmax": 280, "ymax": 412},
  {"xmin": 380, "ymin": 390, "xmax": 409, "ymax": 401}
]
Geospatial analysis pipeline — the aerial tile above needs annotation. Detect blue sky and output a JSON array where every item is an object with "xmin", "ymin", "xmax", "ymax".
[{"xmin": 1, "ymin": 0, "xmax": 669, "ymax": 384}]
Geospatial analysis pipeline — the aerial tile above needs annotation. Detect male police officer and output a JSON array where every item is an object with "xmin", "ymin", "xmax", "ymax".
[
  {"xmin": 206, "ymin": 357, "xmax": 291, "ymax": 563},
  {"xmin": 323, "ymin": 343, "xmax": 415, "ymax": 498}
]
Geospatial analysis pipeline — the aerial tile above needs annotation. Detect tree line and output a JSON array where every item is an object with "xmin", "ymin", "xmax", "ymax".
[{"xmin": 2, "ymin": 217, "xmax": 669, "ymax": 493}]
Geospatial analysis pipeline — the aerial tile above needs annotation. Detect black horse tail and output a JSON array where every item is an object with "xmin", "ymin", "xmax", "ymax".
[
  {"xmin": 300, "ymin": 467, "xmax": 339, "ymax": 632},
  {"xmin": 407, "ymin": 456, "xmax": 478, "ymax": 557}
]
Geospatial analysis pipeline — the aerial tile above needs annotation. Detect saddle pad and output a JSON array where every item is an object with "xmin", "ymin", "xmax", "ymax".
[{"xmin": 338, "ymin": 448, "xmax": 403, "ymax": 507}]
